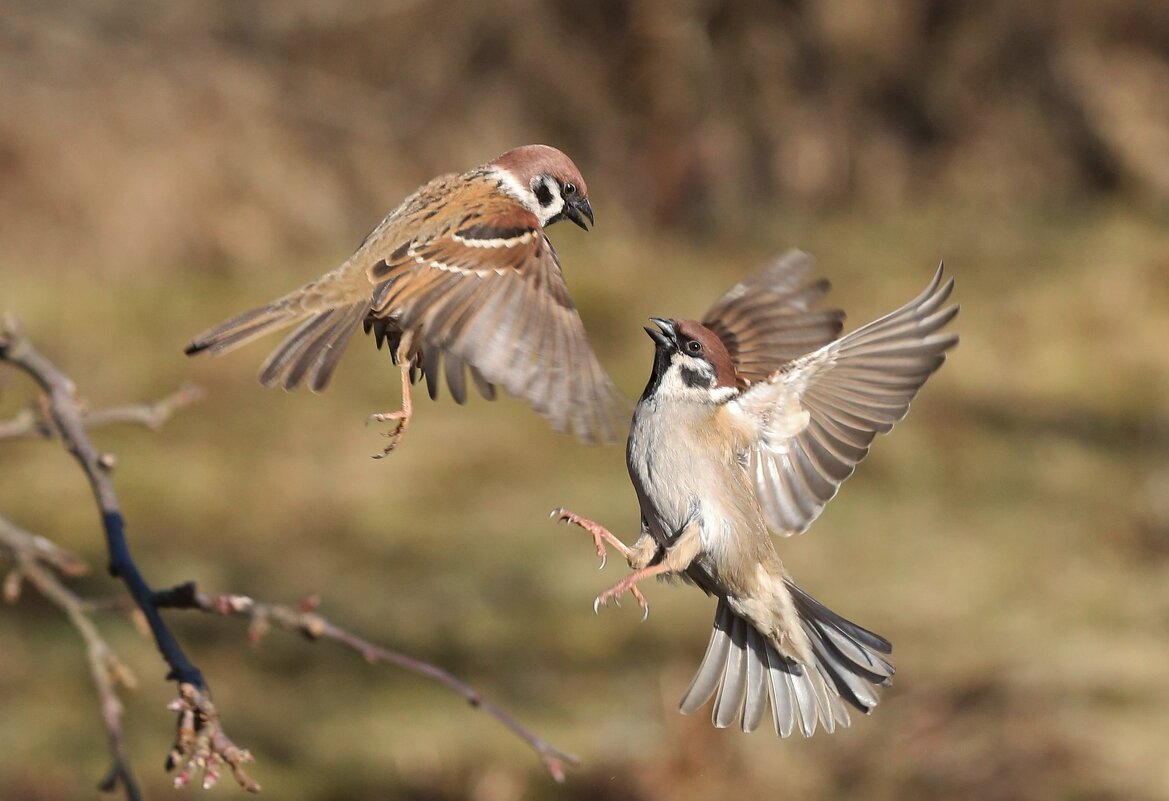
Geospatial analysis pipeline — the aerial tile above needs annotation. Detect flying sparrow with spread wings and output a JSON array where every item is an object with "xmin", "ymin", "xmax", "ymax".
[
  {"xmin": 554, "ymin": 251, "xmax": 958, "ymax": 737},
  {"xmin": 185, "ymin": 145, "xmax": 627, "ymax": 455}
]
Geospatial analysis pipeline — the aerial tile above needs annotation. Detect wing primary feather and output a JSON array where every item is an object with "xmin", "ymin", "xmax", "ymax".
[
  {"xmin": 308, "ymin": 303, "xmax": 367, "ymax": 391},
  {"xmin": 741, "ymin": 266, "xmax": 958, "ymax": 537},
  {"xmin": 422, "ymin": 344, "xmax": 442, "ymax": 400},
  {"xmin": 444, "ymin": 353, "xmax": 468, "ymax": 404},
  {"xmin": 258, "ymin": 311, "xmax": 337, "ymax": 388},
  {"xmin": 281, "ymin": 308, "xmax": 356, "ymax": 390},
  {"xmin": 470, "ymin": 365, "xmax": 496, "ymax": 401}
]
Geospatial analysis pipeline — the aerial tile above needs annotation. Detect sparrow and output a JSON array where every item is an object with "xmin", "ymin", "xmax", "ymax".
[
  {"xmin": 185, "ymin": 145, "xmax": 627, "ymax": 455},
  {"xmin": 554, "ymin": 250, "xmax": 958, "ymax": 737}
]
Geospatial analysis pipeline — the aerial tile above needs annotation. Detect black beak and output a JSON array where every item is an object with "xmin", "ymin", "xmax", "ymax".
[
  {"xmin": 644, "ymin": 317, "xmax": 676, "ymax": 348},
  {"xmin": 562, "ymin": 197, "xmax": 594, "ymax": 230}
]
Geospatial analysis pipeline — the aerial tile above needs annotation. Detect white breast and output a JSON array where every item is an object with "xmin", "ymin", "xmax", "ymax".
[{"xmin": 626, "ymin": 396, "xmax": 738, "ymax": 558}]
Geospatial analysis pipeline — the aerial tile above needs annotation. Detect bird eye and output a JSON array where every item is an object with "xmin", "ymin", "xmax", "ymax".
[
  {"xmin": 686, "ymin": 340, "xmax": 703, "ymax": 355},
  {"xmin": 563, "ymin": 182, "xmax": 577, "ymax": 197}
]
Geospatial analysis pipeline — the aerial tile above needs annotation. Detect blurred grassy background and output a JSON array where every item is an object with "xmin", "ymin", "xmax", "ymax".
[{"xmin": 2, "ymin": 1, "xmax": 1169, "ymax": 799}]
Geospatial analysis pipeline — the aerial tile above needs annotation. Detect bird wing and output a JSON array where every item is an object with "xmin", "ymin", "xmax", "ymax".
[
  {"xmin": 701, "ymin": 250, "xmax": 846, "ymax": 388},
  {"xmin": 366, "ymin": 188, "xmax": 629, "ymax": 444},
  {"xmin": 733, "ymin": 266, "xmax": 958, "ymax": 536},
  {"xmin": 183, "ymin": 175, "xmax": 465, "ymax": 390}
]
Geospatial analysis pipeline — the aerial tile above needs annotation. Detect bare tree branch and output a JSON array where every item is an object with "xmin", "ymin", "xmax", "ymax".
[
  {"xmin": 0, "ymin": 383, "xmax": 204, "ymax": 441},
  {"xmin": 0, "ymin": 513, "xmax": 89, "ymax": 585},
  {"xmin": 0, "ymin": 513, "xmax": 141, "ymax": 800},
  {"xmin": 0, "ymin": 312, "xmax": 579, "ymax": 792},
  {"xmin": 0, "ymin": 313, "xmax": 255, "ymax": 794},
  {"xmin": 154, "ymin": 583, "xmax": 579, "ymax": 782}
]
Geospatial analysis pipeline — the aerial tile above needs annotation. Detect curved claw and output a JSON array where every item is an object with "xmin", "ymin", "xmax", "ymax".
[
  {"xmin": 368, "ymin": 411, "xmax": 408, "ymax": 458},
  {"xmin": 598, "ymin": 550, "xmax": 607, "ymax": 571},
  {"xmin": 592, "ymin": 597, "xmax": 601, "ymax": 615},
  {"xmin": 641, "ymin": 602, "xmax": 650, "ymax": 623}
]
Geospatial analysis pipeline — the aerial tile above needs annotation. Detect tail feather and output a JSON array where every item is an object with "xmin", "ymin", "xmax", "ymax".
[
  {"xmin": 711, "ymin": 613, "xmax": 750, "ymax": 728},
  {"xmin": 186, "ymin": 296, "xmax": 371, "ymax": 392},
  {"xmin": 742, "ymin": 627, "xmax": 770, "ymax": 731},
  {"xmin": 761, "ymin": 639, "xmax": 797, "ymax": 736},
  {"xmin": 679, "ymin": 608, "xmax": 732, "ymax": 714},
  {"xmin": 679, "ymin": 586, "xmax": 894, "ymax": 738},
  {"xmin": 787, "ymin": 580, "xmax": 893, "ymax": 655},
  {"xmin": 187, "ymin": 275, "xmax": 508, "ymax": 401},
  {"xmin": 184, "ymin": 304, "xmax": 302, "ymax": 357}
]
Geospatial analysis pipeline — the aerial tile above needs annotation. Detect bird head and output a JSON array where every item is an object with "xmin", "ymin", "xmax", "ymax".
[
  {"xmin": 641, "ymin": 318, "xmax": 738, "ymax": 403},
  {"xmin": 489, "ymin": 145, "xmax": 594, "ymax": 230}
]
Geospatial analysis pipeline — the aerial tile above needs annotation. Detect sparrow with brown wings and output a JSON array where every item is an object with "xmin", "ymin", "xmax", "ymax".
[
  {"xmin": 185, "ymin": 145, "xmax": 627, "ymax": 455},
  {"xmin": 554, "ymin": 251, "xmax": 958, "ymax": 737}
]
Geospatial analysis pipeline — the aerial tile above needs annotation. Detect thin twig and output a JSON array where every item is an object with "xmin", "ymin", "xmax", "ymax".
[
  {"xmin": 1, "ymin": 312, "xmax": 581, "ymax": 789},
  {"xmin": 0, "ymin": 383, "xmax": 204, "ymax": 441},
  {"xmin": 0, "ymin": 313, "xmax": 255, "ymax": 794},
  {"xmin": 0, "ymin": 513, "xmax": 89, "ymax": 584},
  {"xmin": 0, "ymin": 514, "xmax": 141, "ymax": 801},
  {"xmin": 153, "ymin": 582, "xmax": 578, "ymax": 782}
]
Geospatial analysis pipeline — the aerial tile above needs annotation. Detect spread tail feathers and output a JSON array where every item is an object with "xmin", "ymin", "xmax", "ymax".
[
  {"xmin": 185, "ymin": 299, "xmax": 371, "ymax": 392},
  {"xmin": 678, "ymin": 583, "xmax": 894, "ymax": 737}
]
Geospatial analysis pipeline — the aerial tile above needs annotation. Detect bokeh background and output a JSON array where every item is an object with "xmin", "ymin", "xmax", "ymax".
[{"xmin": 3, "ymin": 1, "xmax": 1169, "ymax": 799}]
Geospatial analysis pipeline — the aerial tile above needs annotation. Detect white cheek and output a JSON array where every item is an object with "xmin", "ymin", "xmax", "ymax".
[
  {"xmin": 494, "ymin": 169, "xmax": 541, "ymax": 211},
  {"xmin": 657, "ymin": 366, "xmax": 712, "ymax": 402},
  {"xmin": 656, "ymin": 369, "xmax": 690, "ymax": 397},
  {"xmin": 672, "ymin": 352, "xmax": 707, "ymax": 373},
  {"xmin": 709, "ymin": 386, "xmax": 737, "ymax": 403},
  {"xmin": 491, "ymin": 170, "xmax": 564, "ymax": 226}
]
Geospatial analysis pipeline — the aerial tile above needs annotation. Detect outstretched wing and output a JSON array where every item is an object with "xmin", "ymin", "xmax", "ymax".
[
  {"xmin": 702, "ymin": 250, "xmax": 845, "ymax": 388},
  {"xmin": 366, "ymin": 190, "xmax": 629, "ymax": 444},
  {"xmin": 735, "ymin": 266, "xmax": 958, "ymax": 536}
]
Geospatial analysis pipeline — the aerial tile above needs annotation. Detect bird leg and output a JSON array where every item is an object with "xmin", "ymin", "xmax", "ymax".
[
  {"xmin": 550, "ymin": 508, "xmax": 643, "ymax": 570},
  {"xmin": 589, "ymin": 518, "xmax": 704, "ymax": 621},
  {"xmin": 592, "ymin": 562, "xmax": 672, "ymax": 621},
  {"xmin": 368, "ymin": 359, "xmax": 413, "ymax": 458},
  {"xmin": 551, "ymin": 508, "xmax": 663, "ymax": 620}
]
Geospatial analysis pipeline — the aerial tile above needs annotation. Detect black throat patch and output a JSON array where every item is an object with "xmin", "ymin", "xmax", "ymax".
[{"xmin": 640, "ymin": 345, "xmax": 673, "ymax": 402}]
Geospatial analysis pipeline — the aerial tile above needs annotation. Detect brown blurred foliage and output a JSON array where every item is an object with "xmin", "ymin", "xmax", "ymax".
[{"xmin": 3, "ymin": 0, "xmax": 1169, "ymax": 275}]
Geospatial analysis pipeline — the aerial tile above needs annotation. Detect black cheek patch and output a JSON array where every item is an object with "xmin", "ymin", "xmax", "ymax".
[
  {"xmin": 680, "ymin": 367, "xmax": 710, "ymax": 389},
  {"xmin": 534, "ymin": 181, "xmax": 554, "ymax": 207}
]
